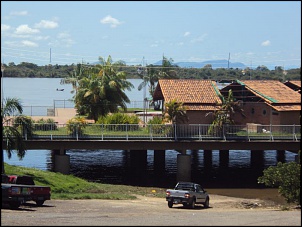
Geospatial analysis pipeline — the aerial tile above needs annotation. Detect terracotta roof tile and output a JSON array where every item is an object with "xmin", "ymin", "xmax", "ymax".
[
  {"xmin": 184, "ymin": 104, "xmax": 220, "ymax": 111},
  {"xmin": 153, "ymin": 79, "xmax": 222, "ymax": 105},
  {"xmin": 238, "ymin": 80, "xmax": 301, "ymax": 104}
]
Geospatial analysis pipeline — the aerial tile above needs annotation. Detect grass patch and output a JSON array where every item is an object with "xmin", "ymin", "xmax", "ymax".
[{"xmin": 3, "ymin": 163, "xmax": 167, "ymax": 200}]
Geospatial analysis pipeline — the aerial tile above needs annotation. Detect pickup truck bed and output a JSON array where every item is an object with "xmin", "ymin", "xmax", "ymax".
[{"xmin": 2, "ymin": 183, "xmax": 33, "ymax": 209}]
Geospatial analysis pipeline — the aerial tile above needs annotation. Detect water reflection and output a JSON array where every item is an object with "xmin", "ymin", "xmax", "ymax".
[{"xmin": 62, "ymin": 149, "xmax": 296, "ymax": 188}]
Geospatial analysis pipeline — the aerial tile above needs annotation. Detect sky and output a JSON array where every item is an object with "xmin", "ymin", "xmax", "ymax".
[{"xmin": 1, "ymin": 1, "xmax": 301, "ymax": 69}]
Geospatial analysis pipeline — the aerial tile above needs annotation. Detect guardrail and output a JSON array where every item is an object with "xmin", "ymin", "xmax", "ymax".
[{"xmin": 13, "ymin": 123, "xmax": 301, "ymax": 141}]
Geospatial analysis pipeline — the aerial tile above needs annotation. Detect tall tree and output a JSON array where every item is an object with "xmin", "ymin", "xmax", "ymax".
[
  {"xmin": 2, "ymin": 98, "xmax": 28, "ymax": 173},
  {"xmin": 74, "ymin": 56, "xmax": 134, "ymax": 121},
  {"xmin": 158, "ymin": 56, "xmax": 179, "ymax": 79},
  {"xmin": 60, "ymin": 63, "xmax": 85, "ymax": 98}
]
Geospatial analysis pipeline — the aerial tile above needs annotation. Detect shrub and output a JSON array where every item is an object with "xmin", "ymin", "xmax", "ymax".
[
  {"xmin": 257, "ymin": 159, "xmax": 300, "ymax": 205},
  {"xmin": 66, "ymin": 116, "xmax": 87, "ymax": 135},
  {"xmin": 33, "ymin": 118, "xmax": 58, "ymax": 131}
]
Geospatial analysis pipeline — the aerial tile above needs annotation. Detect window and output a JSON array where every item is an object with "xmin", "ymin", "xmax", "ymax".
[
  {"xmin": 251, "ymin": 108, "xmax": 255, "ymax": 114},
  {"xmin": 263, "ymin": 109, "xmax": 267, "ymax": 115}
]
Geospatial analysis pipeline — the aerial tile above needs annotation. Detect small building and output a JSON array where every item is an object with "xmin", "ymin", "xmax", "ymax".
[
  {"xmin": 153, "ymin": 79, "xmax": 222, "ymax": 124},
  {"xmin": 220, "ymin": 80, "xmax": 301, "ymax": 125}
]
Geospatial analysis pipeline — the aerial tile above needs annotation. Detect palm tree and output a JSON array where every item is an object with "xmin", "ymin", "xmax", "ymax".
[
  {"xmin": 2, "ymin": 98, "xmax": 28, "ymax": 173},
  {"xmin": 158, "ymin": 56, "xmax": 179, "ymax": 79},
  {"xmin": 163, "ymin": 99, "xmax": 188, "ymax": 124},
  {"xmin": 206, "ymin": 89, "xmax": 245, "ymax": 134},
  {"xmin": 60, "ymin": 63, "xmax": 85, "ymax": 98},
  {"xmin": 74, "ymin": 56, "xmax": 134, "ymax": 121}
]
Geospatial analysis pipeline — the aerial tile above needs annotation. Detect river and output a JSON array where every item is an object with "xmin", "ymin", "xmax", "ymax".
[{"xmin": 2, "ymin": 77, "xmax": 297, "ymax": 188}]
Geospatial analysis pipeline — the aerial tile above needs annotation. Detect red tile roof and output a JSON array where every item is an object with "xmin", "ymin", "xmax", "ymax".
[
  {"xmin": 153, "ymin": 79, "xmax": 222, "ymax": 110},
  {"xmin": 237, "ymin": 80, "xmax": 301, "ymax": 111}
]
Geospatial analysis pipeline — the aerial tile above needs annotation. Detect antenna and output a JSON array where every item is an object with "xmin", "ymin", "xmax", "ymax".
[{"xmin": 50, "ymin": 48, "xmax": 52, "ymax": 64}]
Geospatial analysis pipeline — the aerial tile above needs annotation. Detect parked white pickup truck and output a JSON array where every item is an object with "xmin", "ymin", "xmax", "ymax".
[{"xmin": 166, "ymin": 182, "xmax": 210, "ymax": 209}]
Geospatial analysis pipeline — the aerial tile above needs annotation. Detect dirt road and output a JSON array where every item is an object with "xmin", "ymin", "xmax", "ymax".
[{"xmin": 1, "ymin": 195, "xmax": 300, "ymax": 226}]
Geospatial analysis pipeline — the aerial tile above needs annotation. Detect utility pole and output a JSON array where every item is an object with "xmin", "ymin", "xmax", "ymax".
[
  {"xmin": 1, "ymin": 63, "xmax": 4, "ymax": 109},
  {"xmin": 228, "ymin": 52, "xmax": 230, "ymax": 69}
]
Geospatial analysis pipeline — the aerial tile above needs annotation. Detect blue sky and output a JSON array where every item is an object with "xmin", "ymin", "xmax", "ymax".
[{"xmin": 1, "ymin": 1, "xmax": 301, "ymax": 69}]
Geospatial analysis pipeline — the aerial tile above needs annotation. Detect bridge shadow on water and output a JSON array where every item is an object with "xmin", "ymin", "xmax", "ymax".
[{"xmin": 47, "ymin": 149, "xmax": 296, "ymax": 189}]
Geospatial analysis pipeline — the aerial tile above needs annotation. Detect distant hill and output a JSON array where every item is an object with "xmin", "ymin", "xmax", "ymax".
[{"xmin": 153, "ymin": 59, "xmax": 246, "ymax": 69}]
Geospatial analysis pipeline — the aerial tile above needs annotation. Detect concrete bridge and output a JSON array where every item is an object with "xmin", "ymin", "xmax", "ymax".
[{"xmin": 3, "ymin": 139, "xmax": 300, "ymax": 182}]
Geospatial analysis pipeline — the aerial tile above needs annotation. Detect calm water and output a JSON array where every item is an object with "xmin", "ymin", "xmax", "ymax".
[{"xmin": 2, "ymin": 78, "xmax": 297, "ymax": 188}]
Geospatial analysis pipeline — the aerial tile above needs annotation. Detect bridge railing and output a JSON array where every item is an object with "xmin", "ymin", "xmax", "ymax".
[{"xmin": 14, "ymin": 123, "xmax": 301, "ymax": 141}]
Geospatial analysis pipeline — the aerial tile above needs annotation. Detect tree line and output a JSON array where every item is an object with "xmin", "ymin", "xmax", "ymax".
[{"xmin": 1, "ymin": 58, "xmax": 301, "ymax": 82}]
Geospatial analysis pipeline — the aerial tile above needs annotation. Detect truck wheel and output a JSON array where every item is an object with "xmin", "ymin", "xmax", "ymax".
[
  {"xmin": 203, "ymin": 197, "xmax": 209, "ymax": 208},
  {"xmin": 190, "ymin": 199, "xmax": 196, "ymax": 209},
  {"xmin": 9, "ymin": 201, "xmax": 21, "ymax": 209},
  {"xmin": 36, "ymin": 200, "xmax": 45, "ymax": 206},
  {"xmin": 168, "ymin": 201, "xmax": 173, "ymax": 208}
]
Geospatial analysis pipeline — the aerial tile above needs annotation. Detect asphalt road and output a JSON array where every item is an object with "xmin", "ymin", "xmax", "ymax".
[{"xmin": 1, "ymin": 195, "xmax": 301, "ymax": 226}]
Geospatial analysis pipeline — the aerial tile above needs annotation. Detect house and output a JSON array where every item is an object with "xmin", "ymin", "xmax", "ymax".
[
  {"xmin": 283, "ymin": 80, "xmax": 301, "ymax": 93},
  {"xmin": 219, "ymin": 80, "xmax": 301, "ymax": 125},
  {"xmin": 152, "ymin": 79, "xmax": 222, "ymax": 124}
]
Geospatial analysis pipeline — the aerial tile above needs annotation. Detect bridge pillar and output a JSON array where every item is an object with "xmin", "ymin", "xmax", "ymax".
[
  {"xmin": 204, "ymin": 150, "xmax": 212, "ymax": 168},
  {"xmin": 177, "ymin": 153, "xmax": 191, "ymax": 182},
  {"xmin": 154, "ymin": 150, "xmax": 165, "ymax": 173},
  {"xmin": 277, "ymin": 150, "xmax": 285, "ymax": 163},
  {"xmin": 130, "ymin": 150, "xmax": 147, "ymax": 184},
  {"xmin": 53, "ymin": 149, "xmax": 70, "ymax": 174},
  {"xmin": 219, "ymin": 150, "xmax": 229, "ymax": 168}
]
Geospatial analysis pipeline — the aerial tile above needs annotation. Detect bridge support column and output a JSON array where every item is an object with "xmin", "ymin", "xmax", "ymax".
[
  {"xmin": 154, "ymin": 150, "xmax": 165, "ymax": 173},
  {"xmin": 53, "ymin": 149, "xmax": 70, "ymax": 174},
  {"xmin": 204, "ymin": 150, "xmax": 212, "ymax": 168},
  {"xmin": 130, "ymin": 150, "xmax": 147, "ymax": 184},
  {"xmin": 251, "ymin": 150, "xmax": 264, "ymax": 169},
  {"xmin": 177, "ymin": 153, "xmax": 191, "ymax": 182},
  {"xmin": 219, "ymin": 150, "xmax": 229, "ymax": 168},
  {"xmin": 277, "ymin": 150, "xmax": 285, "ymax": 163}
]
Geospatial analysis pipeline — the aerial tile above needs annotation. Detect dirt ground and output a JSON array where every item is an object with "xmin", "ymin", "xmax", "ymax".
[{"xmin": 1, "ymin": 193, "xmax": 301, "ymax": 226}]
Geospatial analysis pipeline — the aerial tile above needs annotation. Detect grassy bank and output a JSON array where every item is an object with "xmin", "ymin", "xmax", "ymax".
[{"xmin": 3, "ymin": 163, "xmax": 167, "ymax": 200}]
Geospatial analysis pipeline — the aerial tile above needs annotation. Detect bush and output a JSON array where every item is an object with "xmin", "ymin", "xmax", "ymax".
[
  {"xmin": 257, "ymin": 159, "xmax": 300, "ymax": 205},
  {"xmin": 33, "ymin": 118, "xmax": 58, "ymax": 131},
  {"xmin": 66, "ymin": 116, "xmax": 87, "ymax": 135}
]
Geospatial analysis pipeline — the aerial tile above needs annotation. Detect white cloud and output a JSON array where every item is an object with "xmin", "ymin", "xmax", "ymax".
[
  {"xmin": 190, "ymin": 33, "xmax": 208, "ymax": 43},
  {"xmin": 15, "ymin": 25, "xmax": 40, "ymax": 34},
  {"xmin": 1, "ymin": 24, "xmax": 11, "ymax": 32},
  {"xmin": 35, "ymin": 20, "xmax": 58, "ymax": 29},
  {"xmin": 261, "ymin": 40, "xmax": 271, "ymax": 46},
  {"xmin": 57, "ymin": 32, "xmax": 76, "ymax": 47},
  {"xmin": 21, "ymin": 40, "xmax": 38, "ymax": 47},
  {"xmin": 100, "ymin": 15, "xmax": 123, "ymax": 28},
  {"xmin": 10, "ymin": 11, "xmax": 28, "ymax": 16},
  {"xmin": 33, "ymin": 35, "xmax": 50, "ymax": 41},
  {"xmin": 184, "ymin": 32, "xmax": 190, "ymax": 37}
]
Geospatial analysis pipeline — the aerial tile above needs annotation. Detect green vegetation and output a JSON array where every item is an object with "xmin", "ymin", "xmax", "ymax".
[
  {"xmin": 2, "ymin": 60, "xmax": 300, "ymax": 81},
  {"xmin": 4, "ymin": 163, "xmax": 167, "ymax": 200},
  {"xmin": 258, "ymin": 156, "xmax": 301, "ymax": 205},
  {"xmin": 2, "ymin": 97, "xmax": 31, "ymax": 173}
]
